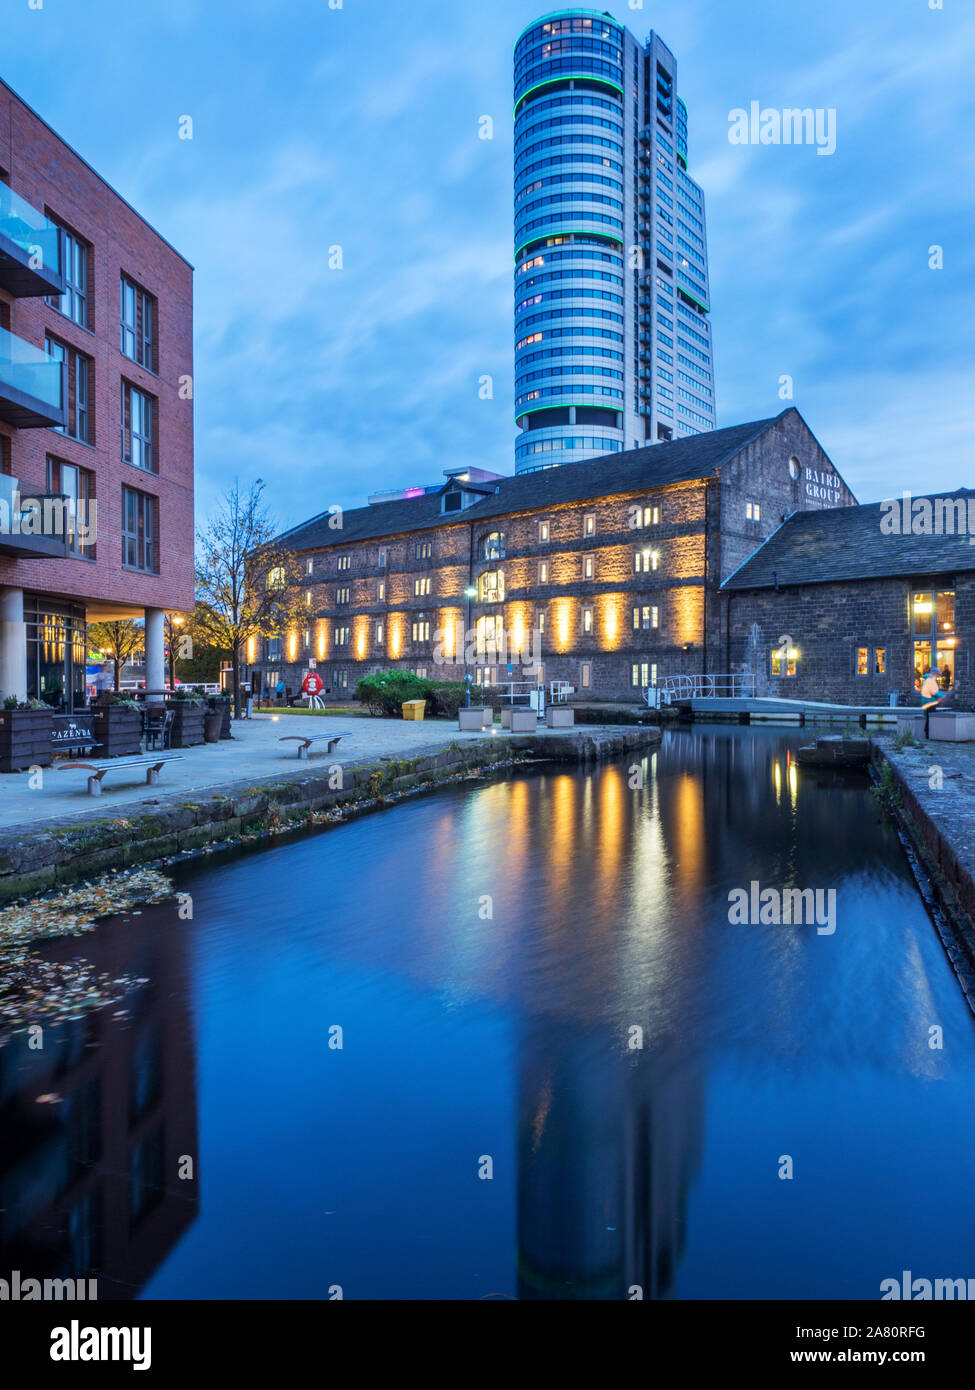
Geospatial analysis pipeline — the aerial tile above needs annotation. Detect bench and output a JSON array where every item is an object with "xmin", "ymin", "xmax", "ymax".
[
  {"xmin": 58, "ymin": 754, "xmax": 184, "ymax": 796},
  {"xmin": 279, "ymin": 732, "xmax": 351, "ymax": 760}
]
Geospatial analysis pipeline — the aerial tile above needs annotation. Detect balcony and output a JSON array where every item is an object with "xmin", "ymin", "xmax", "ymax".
[
  {"xmin": 0, "ymin": 476, "xmax": 70, "ymax": 558},
  {"xmin": 0, "ymin": 327, "xmax": 67, "ymax": 428},
  {"xmin": 0, "ymin": 184, "xmax": 65, "ymax": 298}
]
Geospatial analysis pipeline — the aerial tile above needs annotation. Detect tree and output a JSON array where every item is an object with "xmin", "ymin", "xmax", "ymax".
[
  {"xmin": 88, "ymin": 619, "xmax": 144, "ymax": 693},
  {"xmin": 165, "ymin": 612, "xmax": 190, "ymax": 690},
  {"xmin": 193, "ymin": 479, "xmax": 304, "ymax": 717}
]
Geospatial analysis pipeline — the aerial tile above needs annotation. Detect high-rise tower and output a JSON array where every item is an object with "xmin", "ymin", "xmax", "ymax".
[{"xmin": 513, "ymin": 10, "xmax": 715, "ymax": 473}]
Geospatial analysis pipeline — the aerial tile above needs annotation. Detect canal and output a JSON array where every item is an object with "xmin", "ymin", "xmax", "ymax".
[{"xmin": 2, "ymin": 724, "xmax": 974, "ymax": 1300}]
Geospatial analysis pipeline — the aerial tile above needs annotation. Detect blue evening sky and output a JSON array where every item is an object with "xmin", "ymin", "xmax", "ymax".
[{"xmin": 3, "ymin": 0, "xmax": 972, "ymax": 528}]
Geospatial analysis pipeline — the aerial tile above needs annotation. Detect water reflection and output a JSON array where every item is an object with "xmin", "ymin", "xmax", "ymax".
[
  {"xmin": 1, "ymin": 725, "xmax": 972, "ymax": 1300},
  {"xmin": 0, "ymin": 903, "xmax": 198, "ymax": 1298}
]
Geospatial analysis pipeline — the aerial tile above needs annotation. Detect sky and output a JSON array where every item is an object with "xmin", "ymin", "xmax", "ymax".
[{"xmin": 2, "ymin": 0, "xmax": 973, "ymax": 531}]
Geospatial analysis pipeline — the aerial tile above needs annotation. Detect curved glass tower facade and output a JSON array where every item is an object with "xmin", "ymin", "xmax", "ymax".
[{"xmin": 513, "ymin": 10, "xmax": 715, "ymax": 473}]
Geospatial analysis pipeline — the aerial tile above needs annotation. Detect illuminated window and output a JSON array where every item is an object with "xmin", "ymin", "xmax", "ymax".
[
  {"xmin": 856, "ymin": 647, "xmax": 868, "ymax": 676},
  {"xmin": 267, "ymin": 567, "xmax": 286, "ymax": 590},
  {"xmin": 584, "ymin": 555, "xmax": 594, "ymax": 579},
  {"xmin": 634, "ymin": 549, "xmax": 659, "ymax": 573},
  {"xmin": 538, "ymin": 520, "xmax": 550, "ymax": 542},
  {"xmin": 874, "ymin": 647, "xmax": 886, "ymax": 675},
  {"xmin": 412, "ymin": 621, "xmax": 431, "ymax": 642},
  {"xmin": 414, "ymin": 577, "xmax": 431, "ymax": 597},
  {"xmin": 632, "ymin": 605, "xmax": 658, "ymax": 631},
  {"xmin": 584, "ymin": 513, "xmax": 595, "ymax": 536},
  {"xmin": 334, "ymin": 625, "xmax": 350, "ymax": 647},
  {"xmin": 483, "ymin": 531, "xmax": 506, "ymax": 560},
  {"xmin": 338, "ymin": 555, "xmax": 351, "ymax": 571},
  {"xmin": 415, "ymin": 541, "xmax": 432, "ymax": 559},
  {"xmin": 336, "ymin": 587, "xmax": 350, "ymax": 605},
  {"xmin": 582, "ymin": 607, "xmax": 593, "ymax": 633},
  {"xmin": 376, "ymin": 622, "xmax": 384, "ymax": 643},
  {"xmin": 377, "ymin": 581, "xmax": 385, "ymax": 601},
  {"xmin": 642, "ymin": 504, "xmax": 659, "ymax": 526},
  {"xmin": 306, "ymin": 558, "xmax": 314, "ymax": 575},
  {"xmin": 771, "ymin": 646, "xmax": 798, "ymax": 677},
  {"xmin": 305, "ymin": 590, "xmax": 312, "ymax": 607},
  {"xmin": 537, "ymin": 610, "xmax": 546, "ymax": 634},
  {"xmin": 746, "ymin": 501, "xmax": 761, "ymax": 520},
  {"xmin": 538, "ymin": 561, "xmax": 549, "ymax": 582},
  {"xmin": 478, "ymin": 570, "xmax": 505, "ymax": 602}
]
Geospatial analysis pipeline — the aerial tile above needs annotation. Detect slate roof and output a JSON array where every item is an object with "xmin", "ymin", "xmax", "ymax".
[
  {"xmin": 277, "ymin": 414, "xmax": 786, "ymax": 552},
  {"xmin": 722, "ymin": 490, "xmax": 975, "ymax": 590}
]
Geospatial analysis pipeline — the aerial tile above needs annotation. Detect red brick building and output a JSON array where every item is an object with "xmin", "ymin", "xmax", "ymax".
[
  {"xmin": 0, "ymin": 79, "xmax": 194, "ymax": 711},
  {"xmin": 250, "ymin": 409, "xmax": 855, "ymax": 703}
]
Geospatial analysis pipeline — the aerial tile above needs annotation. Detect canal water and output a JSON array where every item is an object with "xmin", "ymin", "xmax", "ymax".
[{"xmin": 2, "ymin": 725, "xmax": 974, "ymax": 1300}]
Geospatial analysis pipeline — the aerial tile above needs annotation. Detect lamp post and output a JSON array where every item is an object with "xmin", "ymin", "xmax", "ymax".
[
  {"xmin": 464, "ymin": 585, "xmax": 477, "ymax": 707},
  {"xmin": 166, "ymin": 614, "xmax": 185, "ymax": 691}
]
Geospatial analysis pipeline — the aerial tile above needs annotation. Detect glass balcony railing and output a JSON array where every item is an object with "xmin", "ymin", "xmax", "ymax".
[
  {"xmin": 0, "ymin": 325, "xmax": 66, "ymax": 428},
  {"xmin": 0, "ymin": 183, "xmax": 64, "ymax": 297}
]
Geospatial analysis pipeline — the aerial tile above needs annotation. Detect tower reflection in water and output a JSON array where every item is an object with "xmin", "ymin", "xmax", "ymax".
[
  {"xmin": 493, "ymin": 756, "xmax": 706, "ymax": 1300},
  {"xmin": 0, "ymin": 901, "xmax": 198, "ymax": 1298}
]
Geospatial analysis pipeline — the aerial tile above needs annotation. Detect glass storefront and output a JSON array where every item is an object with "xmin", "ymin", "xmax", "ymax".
[
  {"xmin": 912, "ymin": 590, "xmax": 956, "ymax": 691},
  {"xmin": 25, "ymin": 594, "xmax": 87, "ymax": 710}
]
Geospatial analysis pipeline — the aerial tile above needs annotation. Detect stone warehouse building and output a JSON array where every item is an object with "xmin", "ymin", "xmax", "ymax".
[
  {"xmin": 721, "ymin": 491, "xmax": 975, "ymax": 706},
  {"xmin": 0, "ymin": 79, "xmax": 194, "ymax": 711},
  {"xmin": 249, "ymin": 408, "xmax": 854, "ymax": 703}
]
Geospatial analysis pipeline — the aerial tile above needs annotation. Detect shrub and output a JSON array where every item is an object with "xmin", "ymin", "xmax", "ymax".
[
  {"xmin": 356, "ymin": 671, "xmax": 435, "ymax": 717},
  {"xmin": 428, "ymin": 682, "xmax": 467, "ymax": 718}
]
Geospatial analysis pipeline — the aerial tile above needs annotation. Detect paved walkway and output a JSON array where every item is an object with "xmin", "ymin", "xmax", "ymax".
[{"xmin": 0, "ymin": 713, "xmax": 581, "ymax": 828}]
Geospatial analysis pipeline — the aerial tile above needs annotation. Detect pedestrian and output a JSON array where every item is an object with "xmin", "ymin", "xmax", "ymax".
[
  {"xmin": 921, "ymin": 668, "xmax": 943, "ymax": 739},
  {"xmin": 275, "ymin": 677, "xmax": 285, "ymax": 706}
]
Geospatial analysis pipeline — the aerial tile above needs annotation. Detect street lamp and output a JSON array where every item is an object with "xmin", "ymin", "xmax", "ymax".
[
  {"xmin": 464, "ymin": 585, "xmax": 477, "ymax": 707},
  {"xmin": 166, "ymin": 614, "xmax": 185, "ymax": 691}
]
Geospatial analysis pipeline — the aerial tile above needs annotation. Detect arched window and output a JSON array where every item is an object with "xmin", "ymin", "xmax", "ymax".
[
  {"xmin": 478, "ymin": 570, "xmax": 505, "ymax": 602},
  {"xmin": 483, "ymin": 531, "xmax": 506, "ymax": 560},
  {"xmin": 475, "ymin": 614, "xmax": 504, "ymax": 657}
]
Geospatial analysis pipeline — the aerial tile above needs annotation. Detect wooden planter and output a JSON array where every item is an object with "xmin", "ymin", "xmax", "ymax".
[
  {"xmin": 207, "ymin": 697, "xmax": 232, "ymax": 739},
  {"xmin": 169, "ymin": 702, "xmax": 207, "ymax": 747},
  {"xmin": 0, "ymin": 708, "xmax": 54, "ymax": 772},
  {"xmin": 92, "ymin": 705, "xmax": 143, "ymax": 758}
]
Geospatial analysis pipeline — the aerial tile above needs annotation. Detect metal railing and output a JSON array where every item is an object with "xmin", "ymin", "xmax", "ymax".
[{"xmin": 654, "ymin": 673, "xmax": 758, "ymax": 702}]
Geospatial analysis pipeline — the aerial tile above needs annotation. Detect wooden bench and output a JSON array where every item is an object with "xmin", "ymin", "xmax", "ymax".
[
  {"xmin": 58, "ymin": 754, "xmax": 184, "ymax": 796},
  {"xmin": 279, "ymin": 732, "xmax": 351, "ymax": 760}
]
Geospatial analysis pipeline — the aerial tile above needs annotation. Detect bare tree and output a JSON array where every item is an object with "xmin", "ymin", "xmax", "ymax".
[
  {"xmin": 193, "ymin": 479, "xmax": 304, "ymax": 717},
  {"xmin": 87, "ymin": 619, "xmax": 144, "ymax": 693}
]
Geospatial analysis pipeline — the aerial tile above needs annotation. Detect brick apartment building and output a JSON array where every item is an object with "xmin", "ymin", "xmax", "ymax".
[
  {"xmin": 721, "ymin": 491, "xmax": 975, "ymax": 706},
  {"xmin": 0, "ymin": 79, "xmax": 194, "ymax": 713},
  {"xmin": 249, "ymin": 408, "xmax": 855, "ymax": 703}
]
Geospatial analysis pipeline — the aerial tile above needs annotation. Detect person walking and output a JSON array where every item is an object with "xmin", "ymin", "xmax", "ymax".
[{"xmin": 921, "ymin": 668, "xmax": 943, "ymax": 739}]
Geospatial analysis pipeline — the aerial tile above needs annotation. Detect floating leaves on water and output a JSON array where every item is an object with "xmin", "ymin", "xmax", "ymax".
[{"xmin": 0, "ymin": 866, "xmax": 175, "ymax": 1046}]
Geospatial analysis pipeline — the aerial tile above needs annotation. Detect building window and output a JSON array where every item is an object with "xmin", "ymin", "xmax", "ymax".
[
  {"xmin": 582, "ymin": 607, "xmax": 593, "ymax": 633},
  {"xmin": 121, "ymin": 381, "xmax": 155, "ymax": 473},
  {"xmin": 483, "ymin": 531, "xmax": 506, "ymax": 560},
  {"xmin": 643, "ymin": 504, "xmax": 659, "ymax": 526},
  {"xmin": 478, "ymin": 570, "xmax": 505, "ymax": 602},
  {"xmin": 583, "ymin": 514, "xmax": 595, "ymax": 537},
  {"xmin": 377, "ymin": 581, "xmax": 386, "ymax": 601},
  {"xmin": 378, "ymin": 548, "xmax": 388, "ymax": 566},
  {"xmin": 475, "ymin": 614, "xmax": 503, "ymax": 655},
  {"xmin": 538, "ymin": 520, "xmax": 550, "ymax": 542},
  {"xmin": 45, "ymin": 337, "xmax": 91, "ymax": 443},
  {"xmin": 913, "ymin": 591, "xmax": 955, "ymax": 690},
  {"xmin": 333, "ymin": 668, "xmax": 349, "ymax": 691},
  {"xmin": 874, "ymin": 647, "xmax": 886, "ymax": 675},
  {"xmin": 537, "ymin": 610, "xmax": 546, "ymax": 634},
  {"xmin": 581, "ymin": 662, "xmax": 591, "ymax": 688},
  {"xmin": 538, "ymin": 561, "xmax": 549, "ymax": 583},
  {"xmin": 634, "ymin": 548, "xmax": 659, "ymax": 572},
  {"xmin": 583, "ymin": 555, "xmax": 594, "ymax": 579},
  {"xmin": 414, "ymin": 577, "xmax": 431, "ymax": 597},
  {"xmin": 267, "ymin": 566, "xmax": 286, "ymax": 590},
  {"xmin": 632, "ymin": 605, "xmax": 658, "ymax": 631},
  {"xmin": 631, "ymin": 662, "xmax": 653, "ymax": 688},
  {"xmin": 771, "ymin": 645, "xmax": 798, "ymax": 677},
  {"xmin": 334, "ymin": 625, "xmax": 351, "ymax": 647},
  {"xmin": 120, "ymin": 275, "xmax": 155, "ymax": 369},
  {"xmin": 856, "ymin": 647, "xmax": 869, "ymax": 676},
  {"xmin": 376, "ymin": 622, "xmax": 384, "ymax": 643},
  {"xmin": 267, "ymin": 636, "xmax": 282, "ymax": 660},
  {"xmin": 415, "ymin": 541, "xmax": 432, "ymax": 559},
  {"xmin": 305, "ymin": 590, "xmax": 312, "ymax": 607},
  {"xmin": 336, "ymin": 587, "xmax": 350, "ymax": 605},
  {"xmin": 412, "ymin": 620, "xmax": 431, "ymax": 642},
  {"xmin": 746, "ymin": 501, "xmax": 761, "ymax": 520},
  {"xmin": 337, "ymin": 555, "xmax": 351, "ymax": 571},
  {"xmin": 47, "ymin": 220, "xmax": 89, "ymax": 328},
  {"xmin": 121, "ymin": 486, "xmax": 157, "ymax": 573},
  {"xmin": 306, "ymin": 557, "xmax": 314, "ymax": 575},
  {"xmin": 47, "ymin": 457, "xmax": 94, "ymax": 558},
  {"xmin": 303, "ymin": 629, "xmax": 311, "ymax": 649}
]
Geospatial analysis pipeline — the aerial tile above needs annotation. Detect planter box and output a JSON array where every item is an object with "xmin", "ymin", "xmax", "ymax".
[
  {"xmin": 547, "ymin": 706, "xmax": 575, "ymax": 728},
  {"xmin": 170, "ymin": 702, "xmax": 206, "ymax": 747},
  {"xmin": 509, "ymin": 709, "xmax": 538, "ymax": 733},
  {"xmin": 895, "ymin": 711, "xmax": 924, "ymax": 736},
  {"xmin": 207, "ymin": 697, "xmax": 232, "ymax": 739},
  {"xmin": 458, "ymin": 707, "xmax": 489, "ymax": 731},
  {"xmin": 501, "ymin": 707, "xmax": 512, "ymax": 728},
  {"xmin": 0, "ymin": 709, "xmax": 54, "ymax": 772},
  {"xmin": 928, "ymin": 712, "xmax": 975, "ymax": 742},
  {"xmin": 92, "ymin": 705, "xmax": 142, "ymax": 758},
  {"xmin": 480, "ymin": 707, "xmax": 494, "ymax": 729}
]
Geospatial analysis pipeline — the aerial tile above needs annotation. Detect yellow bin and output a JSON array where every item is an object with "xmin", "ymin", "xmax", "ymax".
[{"xmin": 402, "ymin": 699, "xmax": 426, "ymax": 721}]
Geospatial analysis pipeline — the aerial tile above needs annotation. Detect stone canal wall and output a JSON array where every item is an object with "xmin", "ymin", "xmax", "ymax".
[
  {"xmin": 0, "ymin": 726, "xmax": 661, "ymax": 902},
  {"xmin": 872, "ymin": 739, "xmax": 975, "ymax": 1004}
]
